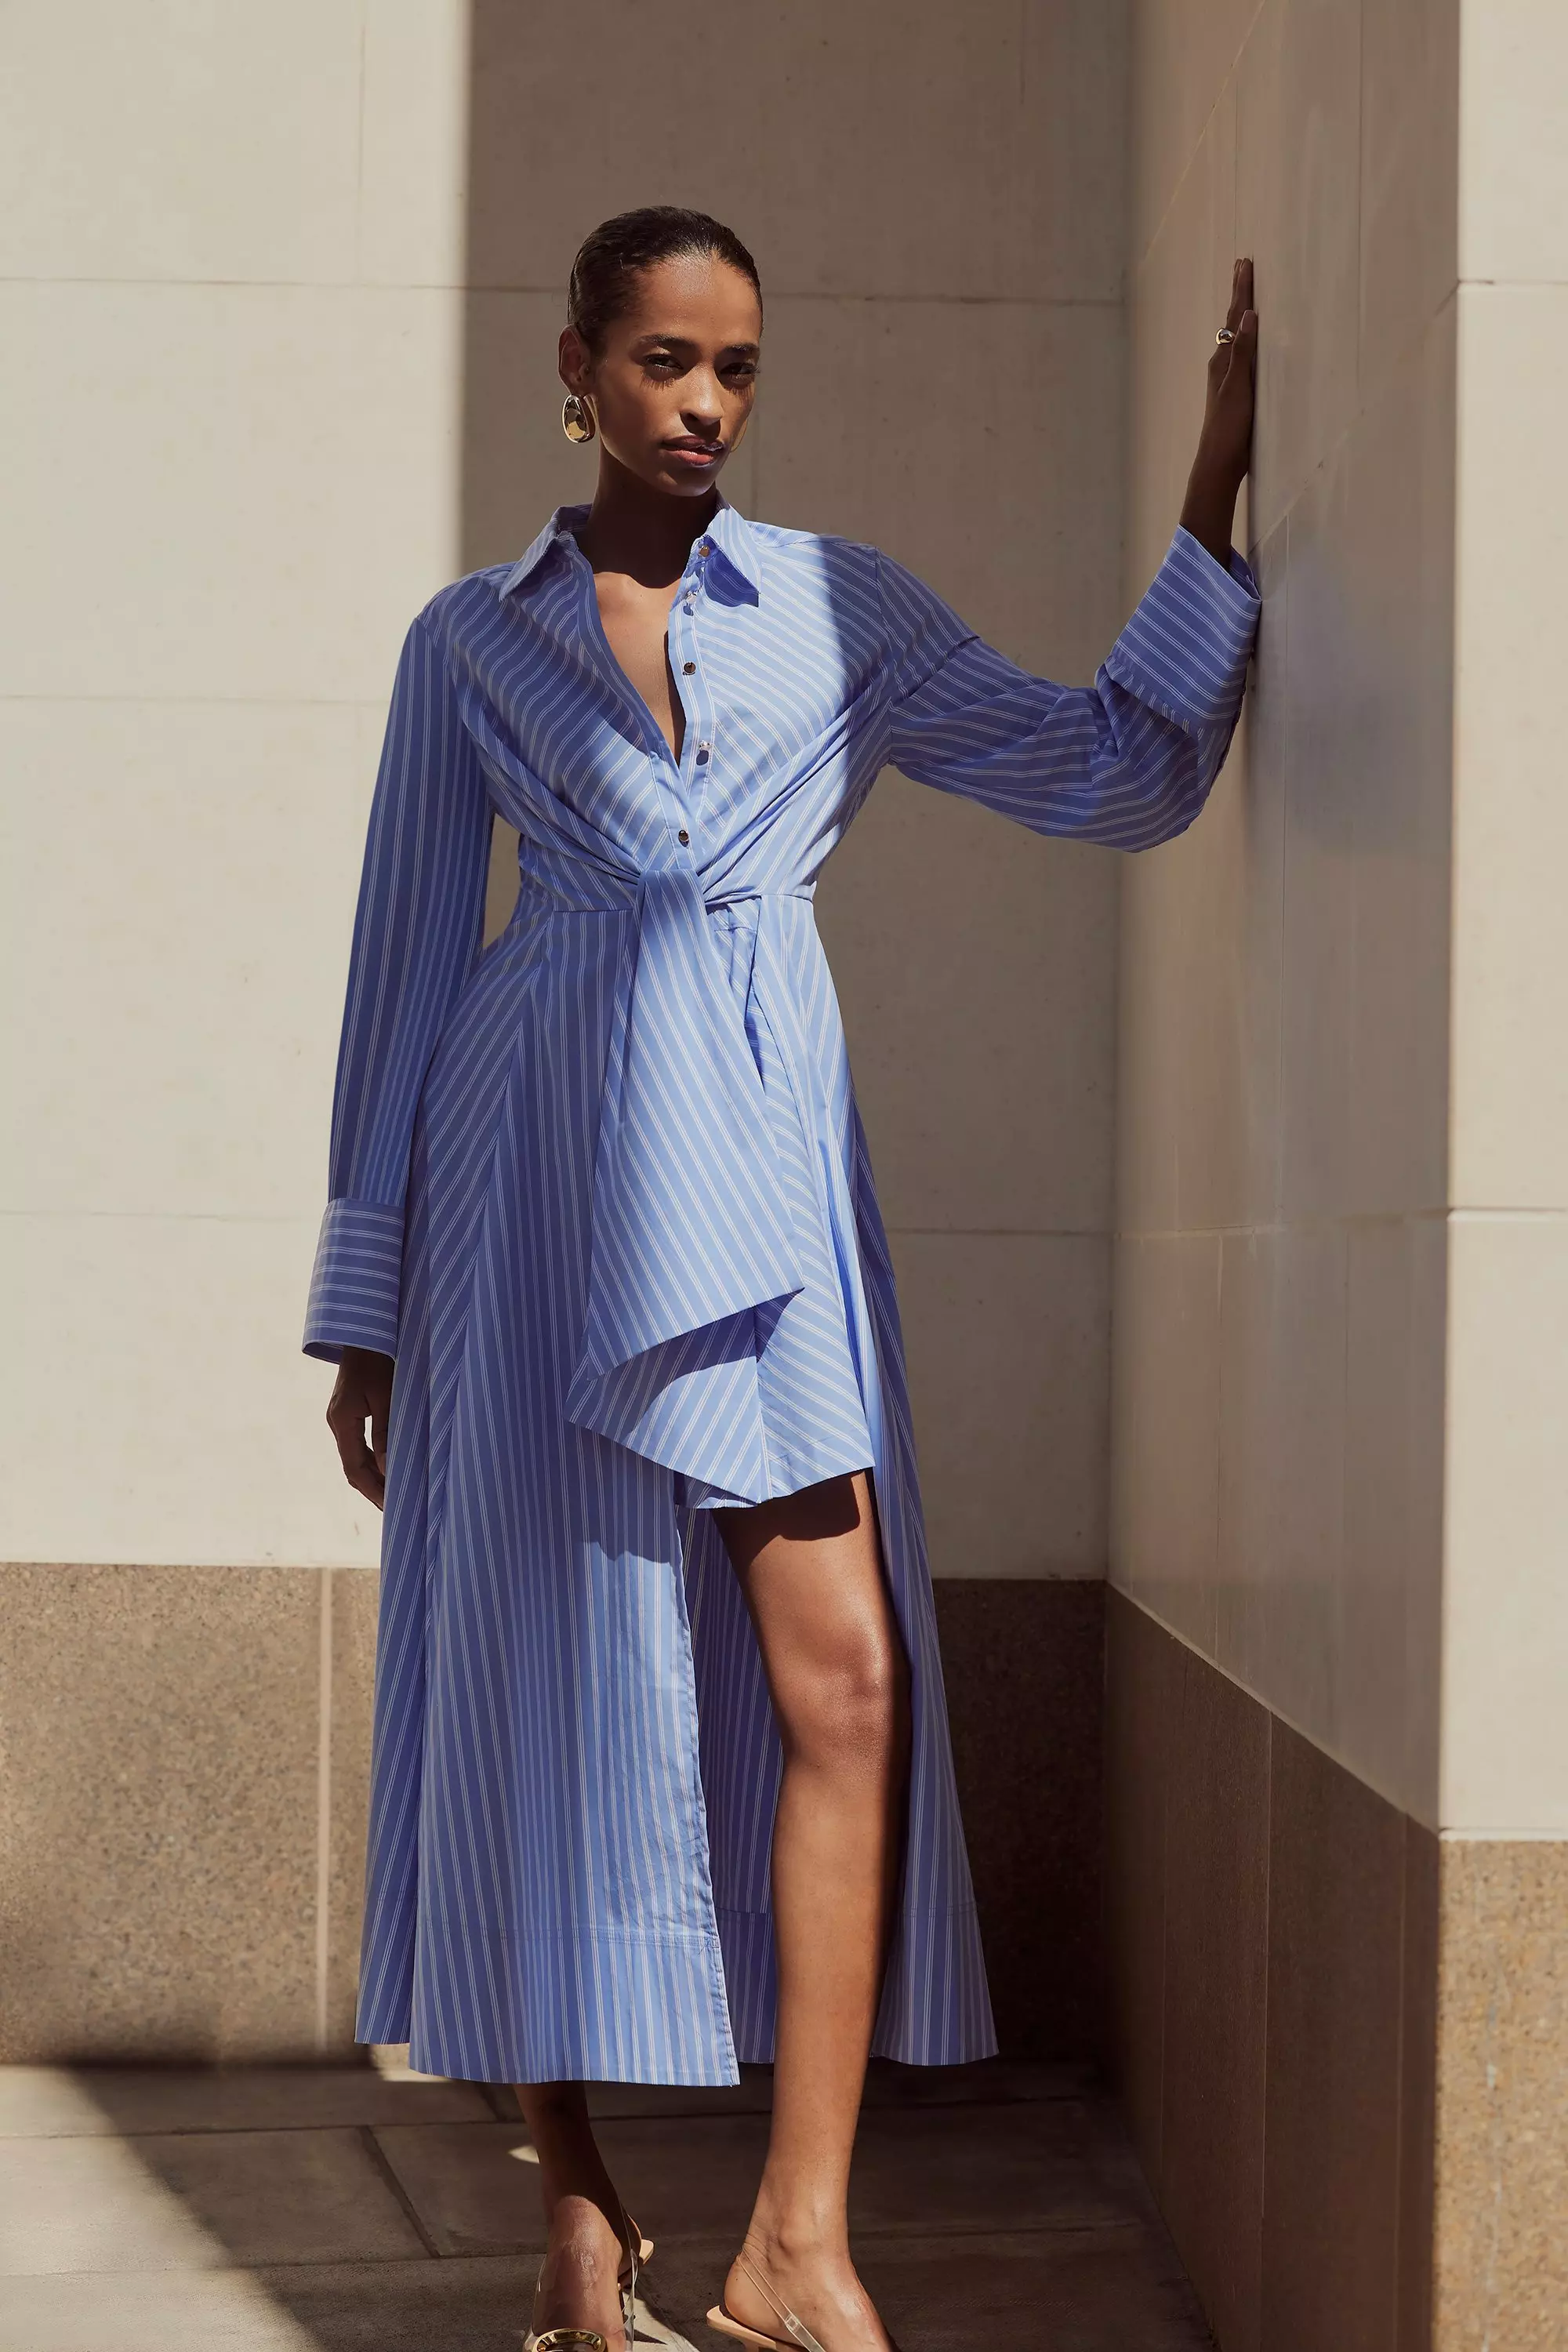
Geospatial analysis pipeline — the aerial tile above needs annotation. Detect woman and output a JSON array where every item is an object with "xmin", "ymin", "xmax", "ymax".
[{"xmin": 308, "ymin": 207, "xmax": 1259, "ymax": 2352}]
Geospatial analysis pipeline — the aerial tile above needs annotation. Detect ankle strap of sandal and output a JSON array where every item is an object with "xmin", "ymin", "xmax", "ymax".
[{"xmin": 735, "ymin": 2252, "xmax": 829, "ymax": 2352}]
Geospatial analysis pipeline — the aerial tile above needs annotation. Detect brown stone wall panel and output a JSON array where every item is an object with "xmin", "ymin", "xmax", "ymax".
[
  {"xmin": 1160, "ymin": 1642, "xmax": 1270, "ymax": 2352},
  {"xmin": 933, "ymin": 1579, "xmax": 1105, "ymax": 2062},
  {"xmin": 1102, "ymin": 1587, "xmax": 1181, "ymax": 2189},
  {"xmin": 1397, "ymin": 1821, "xmax": 1439, "ymax": 2352},
  {"xmin": 1261, "ymin": 1722, "xmax": 1405, "ymax": 2352},
  {"xmin": 326, "ymin": 1566, "xmax": 379, "ymax": 2051},
  {"xmin": 0, "ymin": 1563, "xmax": 320, "ymax": 2062},
  {"xmin": 1434, "ymin": 1838, "xmax": 1568, "ymax": 2352}
]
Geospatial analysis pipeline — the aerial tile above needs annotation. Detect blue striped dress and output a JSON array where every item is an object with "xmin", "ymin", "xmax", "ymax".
[{"xmin": 303, "ymin": 499, "xmax": 1259, "ymax": 2085}]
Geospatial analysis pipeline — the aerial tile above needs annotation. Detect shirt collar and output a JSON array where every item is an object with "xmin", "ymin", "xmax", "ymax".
[{"xmin": 499, "ymin": 492, "xmax": 763, "ymax": 601}]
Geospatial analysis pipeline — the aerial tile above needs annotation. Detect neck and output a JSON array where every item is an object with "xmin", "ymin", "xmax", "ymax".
[{"xmin": 575, "ymin": 451, "xmax": 720, "ymax": 588}]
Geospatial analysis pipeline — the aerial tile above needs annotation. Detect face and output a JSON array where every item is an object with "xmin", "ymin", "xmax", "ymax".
[{"xmin": 559, "ymin": 252, "xmax": 761, "ymax": 499}]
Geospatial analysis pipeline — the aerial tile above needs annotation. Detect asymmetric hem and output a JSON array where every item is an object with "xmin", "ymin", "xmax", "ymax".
[{"xmin": 305, "ymin": 498, "xmax": 1259, "ymax": 2082}]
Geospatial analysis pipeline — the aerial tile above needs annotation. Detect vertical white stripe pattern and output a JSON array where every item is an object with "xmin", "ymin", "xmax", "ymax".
[{"xmin": 303, "ymin": 499, "xmax": 1259, "ymax": 2082}]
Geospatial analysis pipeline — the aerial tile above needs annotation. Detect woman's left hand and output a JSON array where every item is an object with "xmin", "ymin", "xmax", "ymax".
[{"xmin": 1179, "ymin": 256, "xmax": 1258, "ymax": 568}]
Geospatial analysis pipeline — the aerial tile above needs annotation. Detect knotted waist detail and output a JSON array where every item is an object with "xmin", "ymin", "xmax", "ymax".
[{"xmin": 517, "ymin": 851, "xmax": 817, "ymax": 1476}]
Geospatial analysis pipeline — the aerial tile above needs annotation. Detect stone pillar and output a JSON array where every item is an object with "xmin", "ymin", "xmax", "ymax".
[{"xmin": 1109, "ymin": 2, "xmax": 1566, "ymax": 2343}]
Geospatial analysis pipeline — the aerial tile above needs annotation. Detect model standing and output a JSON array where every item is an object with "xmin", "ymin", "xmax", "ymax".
[{"xmin": 309, "ymin": 209, "xmax": 1258, "ymax": 2352}]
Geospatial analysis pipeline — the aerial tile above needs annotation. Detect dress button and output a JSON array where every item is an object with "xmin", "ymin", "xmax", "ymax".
[
  {"xmin": 677, "ymin": 827, "xmax": 690, "ymax": 845},
  {"xmin": 695, "ymin": 743, "xmax": 711, "ymax": 764},
  {"xmin": 682, "ymin": 661, "xmax": 695, "ymax": 675}
]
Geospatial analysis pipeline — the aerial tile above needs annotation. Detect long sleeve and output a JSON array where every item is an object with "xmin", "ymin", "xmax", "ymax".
[
  {"xmin": 303, "ymin": 611, "xmax": 493, "ymax": 1363},
  {"xmin": 880, "ymin": 524, "xmax": 1260, "ymax": 848}
]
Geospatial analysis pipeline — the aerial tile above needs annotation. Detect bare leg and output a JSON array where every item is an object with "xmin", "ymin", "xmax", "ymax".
[
  {"xmin": 514, "ymin": 2079, "xmax": 633, "ymax": 2347},
  {"xmin": 713, "ymin": 1468, "xmax": 912, "ymax": 2352}
]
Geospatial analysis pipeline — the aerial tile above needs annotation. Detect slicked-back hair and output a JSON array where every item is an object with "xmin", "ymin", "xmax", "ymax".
[{"xmin": 567, "ymin": 207, "xmax": 762, "ymax": 353}]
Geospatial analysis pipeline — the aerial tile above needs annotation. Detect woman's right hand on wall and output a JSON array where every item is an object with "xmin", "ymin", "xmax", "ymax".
[
  {"xmin": 328, "ymin": 1346, "xmax": 394, "ymax": 1510},
  {"xmin": 1179, "ymin": 256, "xmax": 1258, "ymax": 568}
]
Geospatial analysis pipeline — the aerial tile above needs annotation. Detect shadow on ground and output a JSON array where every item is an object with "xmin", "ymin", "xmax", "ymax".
[{"xmin": 0, "ymin": 2053, "xmax": 1212, "ymax": 2349}]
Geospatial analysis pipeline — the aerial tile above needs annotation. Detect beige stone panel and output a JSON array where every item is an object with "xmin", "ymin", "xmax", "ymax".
[
  {"xmin": 1277, "ymin": 314, "xmax": 1454, "ymax": 1228},
  {"xmin": 1359, "ymin": 0, "xmax": 1460, "ymax": 389},
  {"xmin": 1434, "ymin": 1838, "xmax": 1568, "ymax": 2350},
  {"xmin": 1340, "ymin": 310, "xmax": 1455, "ymax": 1221},
  {"xmin": 1236, "ymin": 0, "xmax": 1363, "ymax": 543},
  {"xmin": 1127, "ymin": 78, "xmax": 1240, "ymax": 605},
  {"xmin": 0, "ymin": 285, "xmax": 463, "ymax": 706},
  {"xmin": 358, "ymin": 0, "xmax": 471, "ymax": 288},
  {"xmin": 1109, "ymin": 1233, "xmax": 1221, "ymax": 1657},
  {"xmin": 0, "ymin": 2, "xmax": 361, "ymax": 285},
  {"xmin": 1458, "ymin": 1, "xmax": 1568, "ymax": 285},
  {"xmin": 1113, "ymin": 842, "xmax": 1185, "ymax": 1240},
  {"xmin": 1124, "ymin": 516, "xmax": 1285, "ymax": 1240},
  {"xmin": 1127, "ymin": 0, "xmax": 1256, "ymax": 263},
  {"xmin": 1451, "ymin": 286, "xmax": 1568, "ymax": 1210},
  {"xmin": 1217, "ymin": 1224, "xmax": 1347, "ymax": 1748},
  {"xmin": 891, "ymin": 1232, "xmax": 1109, "ymax": 1579},
  {"xmin": 0, "ymin": 1563, "xmax": 319, "ymax": 2063},
  {"xmin": 0, "ymin": 1215, "xmax": 381, "ymax": 1569},
  {"xmin": 818, "ymin": 774, "xmax": 1115, "ymax": 1236},
  {"xmin": 1443, "ymin": 1214, "xmax": 1568, "ymax": 1833},
  {"xmin": 1344, "ymin": 1219, "xmax": 1446, "ymax": 1828},
  {"xmin": 746, "ymin": 297, "xmax": 1124, "ymax": 682},
  {"xmin": 0, "ymin": 699, "xmax": 376, "ymax": 1221},
  {"xmin": 463, "ymin": 0, "xmax": 1125, "ymax": 303},
  {"xmin": 1278, "ymin": 440, "xmax": 1356, "ymax": 1221}
]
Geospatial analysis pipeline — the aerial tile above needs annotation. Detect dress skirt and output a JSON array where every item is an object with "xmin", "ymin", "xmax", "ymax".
[{"xmin": 350, "ymin": 881, "xmax": 996, "ymax": 2083}]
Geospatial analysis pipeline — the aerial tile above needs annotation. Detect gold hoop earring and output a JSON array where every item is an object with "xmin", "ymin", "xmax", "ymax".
[{"xmin": 561, "ymin": 392, "xmax": 596, "ymax": 445}]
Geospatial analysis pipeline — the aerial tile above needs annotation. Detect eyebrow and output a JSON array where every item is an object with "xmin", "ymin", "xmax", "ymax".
[{"xmin": 633, "ymin": 331, "xmax": 761, "ymax": 355}]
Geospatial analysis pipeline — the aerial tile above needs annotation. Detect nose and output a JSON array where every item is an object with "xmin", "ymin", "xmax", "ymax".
[{"xmin": 680, "ymin": 372, "xmax": 724, "ymax": 430}]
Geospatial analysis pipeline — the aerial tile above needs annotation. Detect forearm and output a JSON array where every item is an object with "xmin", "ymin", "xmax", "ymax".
[
  {"xmin": 1178, "ymin": 260, "xmax": 1257, "ymax": 572},
  {"xmin": 1178, "ymin": 456, "xmax": 1243, "ymax": 572}
]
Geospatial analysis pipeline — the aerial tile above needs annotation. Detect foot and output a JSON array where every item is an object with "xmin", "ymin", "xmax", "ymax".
[
  {"xmin": 721, "ymin": 2231, "xmax": 895, "ymax": 2352},
  {"xmin": 532, "ymin": 2193, "xmax": 633, "ymax": 2350}
]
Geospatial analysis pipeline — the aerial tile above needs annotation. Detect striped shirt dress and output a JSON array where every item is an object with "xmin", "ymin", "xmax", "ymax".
[{"xmin": 303, "ymin": 499, "xmax": 1260, "ymax": 2085}]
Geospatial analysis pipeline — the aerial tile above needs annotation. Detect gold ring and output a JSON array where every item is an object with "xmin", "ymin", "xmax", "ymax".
[{"xmin": 1215, "ymin": 325, "xmax": 1236, "ymax": 346}]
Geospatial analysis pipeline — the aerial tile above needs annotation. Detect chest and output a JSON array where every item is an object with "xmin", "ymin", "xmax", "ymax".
[{"xmin": 591, "ymin": 574, "xmax": 685, "ymax": 758}]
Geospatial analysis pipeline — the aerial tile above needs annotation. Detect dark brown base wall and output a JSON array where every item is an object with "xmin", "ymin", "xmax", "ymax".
[
  {"xmin": 933, "ymin": 1577, "xmax": 1105, "ymax": 2061},
  {"xmin": 1104, "ymin": 1587, "xmax": 1438, "ymax": 2352}
]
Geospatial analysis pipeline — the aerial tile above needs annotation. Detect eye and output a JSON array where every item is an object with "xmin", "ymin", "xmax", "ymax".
[{"xmin": 641, "ymin": 350, "xmax": 681, "ymax": 375}]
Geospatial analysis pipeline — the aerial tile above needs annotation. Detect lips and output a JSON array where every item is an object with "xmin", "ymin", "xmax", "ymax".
[{"xmin": 665, "ymin": 441, "xmax": 724, "ymax": 464}]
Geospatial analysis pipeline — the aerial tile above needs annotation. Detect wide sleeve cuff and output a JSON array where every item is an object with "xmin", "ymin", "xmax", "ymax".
[
  {"xmin": 302, "ymin": 1198, "xmax": 405, "ymax": 1363},
  {"xmin": 1102, "ymin": 524, "xmax": 1261, "ymax": 736}
]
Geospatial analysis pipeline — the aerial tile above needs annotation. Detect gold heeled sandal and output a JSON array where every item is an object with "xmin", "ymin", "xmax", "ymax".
[
  {"xmin": 524, "ymin": 2202, "xmax": 648, "ymax": 2352},
  {"xmin": 705, "ymin": 2248, "xmax": 829, "ymax": 2352}
]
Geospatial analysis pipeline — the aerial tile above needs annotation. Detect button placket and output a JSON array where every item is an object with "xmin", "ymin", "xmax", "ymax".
[
  {"xmin": 670, "ymin": 549, "xmax": 717, "ymax": 842},
  {"xmin": 663, "ymin": 560, "xmax": 704, "ymax": 857}
]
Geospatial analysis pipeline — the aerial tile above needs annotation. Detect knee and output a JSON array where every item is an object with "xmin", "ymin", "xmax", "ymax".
[{"xmin": 779, "ymin": 1627, "xmax": 910, "ymax": 1774}]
